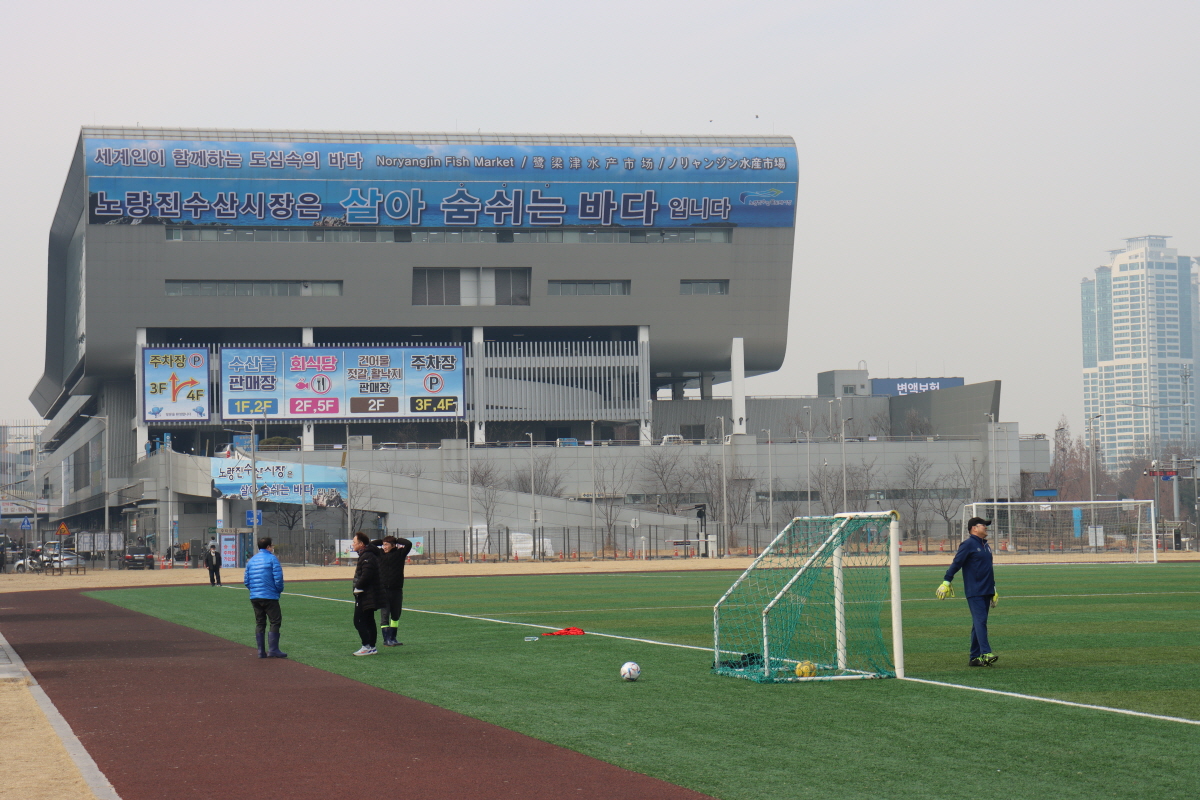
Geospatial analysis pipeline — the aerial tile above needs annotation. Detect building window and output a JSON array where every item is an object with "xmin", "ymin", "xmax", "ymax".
[
  {"xmin": 548, "ymin": 280, "xmax": 631, "ymax": 296},
  {"xmin": 166, "ymin": 226, "xmax": 731, "ymax": 245},
  {"xmin": 412, "ymin": 268, "xmax": 531, "ymax": 306},
  {"xmin": 165, "ymin": 280, "xmax": 341, "ymax": 297},
  {"xmin": 494, "ymin": 268, "xmax": 531, "ymax": 305},
  {"xmin": 680, "ymin": 280, "xmax": 729, "ymax": 295},
  {"xmin": 412, "ymin": 269, "xmax": 461, "ymax": 306}
]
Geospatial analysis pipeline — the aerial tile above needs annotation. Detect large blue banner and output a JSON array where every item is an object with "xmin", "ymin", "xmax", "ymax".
[
  {"xmin": 221, "ymin": 346, "xmax": 463, "ymax": 421},
  {"xmin": 141, "ymin": 347, "xmax": 210, "ymax": 422},
  {"xmin": 212, "ymin": 458, "xmax": 348, "ymax": 506},
  {"xmin": 84, "ymin": 138, "xmax": 797, "ymax": 229}
]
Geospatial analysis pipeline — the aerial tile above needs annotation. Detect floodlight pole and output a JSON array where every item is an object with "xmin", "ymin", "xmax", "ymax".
[
  {"xmin": 719, "ymin": 416, "xmax": 728, "ymax": 558},
  {"xmin": 590, "ymin": 420, "xmax": 597, "ymax": 546},
  {"xmin": 1087, "ymin": 414, "xmax": 1102, "ymax": 527},
  {"xmin": 803, "ymin": 406, "xmax": 812, "ymax": 517},
  {"xmin": 82, "ymin": 415, "xmax": 109, "ymax": 569},
  {"xmin": 762, "ymin": 429, "xmax": 773, "ymax": 531},
  {"xmin": 841, "ymin": 417, "xmax": 854, "ymax": 512}
]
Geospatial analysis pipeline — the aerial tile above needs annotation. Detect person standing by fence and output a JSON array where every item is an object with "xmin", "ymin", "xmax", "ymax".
[{"xmin": 372, "ymin": 535, "xmax": 413, "ymax": 646}]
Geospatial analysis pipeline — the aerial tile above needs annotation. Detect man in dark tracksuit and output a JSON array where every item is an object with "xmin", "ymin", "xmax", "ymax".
[
  {"xmin": 350, "ymin": 532, "xmax": 384, "ymax": 656},
  {"xmin": 371, "ymin": 535, "xmax": 414, "ymax": 646},
  {"xmin": 936, "ymin": 516, "xmax": 999, "ymax": 667}
]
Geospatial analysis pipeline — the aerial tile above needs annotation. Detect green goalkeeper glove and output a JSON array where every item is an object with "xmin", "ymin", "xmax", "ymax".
[
  {"xmin": 935, "ymin": 580, "xmax": 954, "ymax": 600},
  {"xmin": 991, "ymin": 590, "xmax": 999, "ymax": 609}
]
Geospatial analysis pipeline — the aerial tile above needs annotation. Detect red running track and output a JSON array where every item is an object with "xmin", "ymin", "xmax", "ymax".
[{"xmin": 0, "ymin": 589, "xmax": 715, "ymax": 800}]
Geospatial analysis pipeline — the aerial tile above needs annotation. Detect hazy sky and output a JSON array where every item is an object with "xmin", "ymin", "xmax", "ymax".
[{"xmin": 1, "ymin": 0, "xmax": 1197, "ymax": 438}]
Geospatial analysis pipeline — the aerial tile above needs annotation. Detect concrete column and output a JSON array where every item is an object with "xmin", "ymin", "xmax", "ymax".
[
  {"xmin": 302, "ymin": 327, "xmax": 314, "ymax": 345},
  {"xmin": 638, "ymin": 326, "xmax": 653, "ymax": 445},
  {"xmin": 302, "ymin": 421, "xmax": 314, "ymax": 450},
  {"xmin": 731, "ymin": 337, "xmax": 747, "ymax": 435},
  {"xmin": 135, "ymin": 328, "xmax": 149, "ymax": 457},
  {"xmin": 671, "ymin": 375, "xmax": 684, "ymax": 401},
  {"xmin": 472, "ymin": 327, "xmax": 486, "ymax": 444},
  {"xmin": 700, "ymin": 373, "xmax": 714, "ymax": 400},
  {"xmin": 216, "ymin": 497, "xmax": 229, "ymax": 530}
]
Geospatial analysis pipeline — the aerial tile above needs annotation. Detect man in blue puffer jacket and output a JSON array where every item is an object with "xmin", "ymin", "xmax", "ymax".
[{"xmin": 244, "ymin": 536, "xmax": 287, "ymax": 659}]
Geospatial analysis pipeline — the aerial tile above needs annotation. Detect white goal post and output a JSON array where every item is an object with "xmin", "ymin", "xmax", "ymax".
[
  {"xmin": 712, "ymin": 512, "xmax": 904, "ymax": 683},
  {"xmin": 961, "ymin": 501, "xmax": 1157, "ymax": 563}
]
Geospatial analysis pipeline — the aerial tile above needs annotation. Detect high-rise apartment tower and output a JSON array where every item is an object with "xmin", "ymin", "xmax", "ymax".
[{"xmin": 1081, "ymin": 236, "xmax": 1197, "ymax": 471}]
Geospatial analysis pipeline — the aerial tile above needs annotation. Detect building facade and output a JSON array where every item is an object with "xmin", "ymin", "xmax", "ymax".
[{"xmin": 1081, "ymin": 236, "xmax": 1197, "ymax": 471}]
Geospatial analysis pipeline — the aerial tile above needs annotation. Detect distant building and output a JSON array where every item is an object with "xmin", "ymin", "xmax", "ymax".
[{"xmin": 1081, "ymin": 236, "xmax": 1197, "ymax": 471}]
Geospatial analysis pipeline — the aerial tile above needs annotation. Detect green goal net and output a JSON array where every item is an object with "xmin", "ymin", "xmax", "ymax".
[{"xmin": 712, "ymin": 513, "xmax": 902, "ymax": 683}]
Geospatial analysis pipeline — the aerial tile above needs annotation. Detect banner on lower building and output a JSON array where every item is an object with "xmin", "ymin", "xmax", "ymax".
[{"xmin": 211, "ymin": 459, "xmax": 348, "ymax": 506}]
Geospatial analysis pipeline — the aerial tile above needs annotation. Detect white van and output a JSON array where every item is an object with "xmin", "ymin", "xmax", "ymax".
[{"xmin": 660, "ymin": 434, "xmax": 686, "ymax": 445}]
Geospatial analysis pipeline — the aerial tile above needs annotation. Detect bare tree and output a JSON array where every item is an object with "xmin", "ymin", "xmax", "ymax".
[
  {"xmin": 506, "ymin": 453, "xmax": 566, "ymax": 498},
  {"xmin": 593, "ymin": 458, "xmax": 636, "ymax": 549},
  {"xmin": 846, "ymin": 457, "xmax": 879, "ymax": 513},
  {"xmin": 811, "ymin": 461, "xmax": 844, "ymax": 515},
  {"xmin": 928, "ymin": 473, "xmax": 968, "ymax": 541},
  {"xmin": 868, "ymin": 410, "xmax": 892, "ymax": 437},
  {"xmin": 777, "ymin": 476, "xmax": 812, "ymax": 520},
  {"xmin": 902, "ymin": 409, "xmax": 934, "ymax": 436},
  {"xmin": 270, "ymin": 501, "xmax": 307, "ymax": 534},
  {"xmin": 640, "ymin": 448, "xmax": 694, "ymax": 514},
  {"xmin": 953, "ymin": 454, "xmax": 987, "ymax": 502},
  {"xmin": 897, "ymin": 456, "xmax": 935, "ymax": 543}
]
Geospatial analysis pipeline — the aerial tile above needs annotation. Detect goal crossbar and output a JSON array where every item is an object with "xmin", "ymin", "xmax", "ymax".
[{"xmin": 713, "ymin": 511, "xmax": 904, "ymax": 683}]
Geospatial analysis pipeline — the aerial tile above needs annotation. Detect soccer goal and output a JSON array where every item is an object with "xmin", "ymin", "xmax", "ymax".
[
  {"xmin": 712, "ymin": 512, "xmax": 903, "ymax": 683},
  {"xmin": 961, "ymin": 501, "xmax": 1158, "ymax": 564}
]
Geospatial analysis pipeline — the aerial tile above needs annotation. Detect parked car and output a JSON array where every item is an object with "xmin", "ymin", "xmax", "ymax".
[
  {"xmin": 118, "ymin": 546, "xmax": 156, "ymax": 570},
  {"xmin": 660, "ymin": 435, "xmax": 686, "ymax": 445}
]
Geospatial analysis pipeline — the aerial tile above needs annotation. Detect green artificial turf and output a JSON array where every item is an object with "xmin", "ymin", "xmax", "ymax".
[{"xmin": 91, "ymin": 564, "xmax": 1200, "ymax": 800}]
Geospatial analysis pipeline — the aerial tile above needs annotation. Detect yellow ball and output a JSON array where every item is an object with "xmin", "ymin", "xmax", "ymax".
[{"xmin": 795, "ymin": 660, "xmax": 817, "ymax": 678}]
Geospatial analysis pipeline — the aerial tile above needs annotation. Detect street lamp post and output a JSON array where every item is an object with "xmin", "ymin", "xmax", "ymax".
[
  {"xmin": 1087, "ymin": 414, "xmax": 1102, "ymax": 526},
  {"xmin": 527, "ymin": 433, "xmax": 535, "ymax": 543},
  {"xmin": 803, "ymin": 405, "xmax": 812, "ymax": 517},
  {"xmin": 590, "ymin": 421, "xmax": 597, "ymax": 546},
  {"xmin": 841, "ymin": 417, "xmax": 854, "ymax": 512},
  {"xmin": 718, "ymin": 416, "xmax": 728, "ymax": 557},
  {"xmin": 761, "ymin": 429, "xmax": 773, "ymax": 532},
  {"xmin": 82, "ymin": 415, "xmax": 109, "ymax": 569}
]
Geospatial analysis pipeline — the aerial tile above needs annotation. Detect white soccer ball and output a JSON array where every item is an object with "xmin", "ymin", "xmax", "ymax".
[{"xmin": 620, "ymin": 661, "xmax": 641, "ymax": 681}]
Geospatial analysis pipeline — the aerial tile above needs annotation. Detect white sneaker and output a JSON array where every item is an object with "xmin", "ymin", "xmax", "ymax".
[{"xmin": 352, "ymin": 646, "xmax": 376, "ymax": 656}]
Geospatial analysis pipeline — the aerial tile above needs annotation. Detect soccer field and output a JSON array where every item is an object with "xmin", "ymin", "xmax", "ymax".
[{"xmin": 92, "ymin": 564, "xmax": 1200, "ymax": 800}]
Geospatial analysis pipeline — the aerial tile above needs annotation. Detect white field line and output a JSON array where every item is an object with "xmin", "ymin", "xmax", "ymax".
[
  {"xmin": 278, "ymin": 588, "xmax": 1199, "ymax": 726},
  {"xmin": 901, "ymin": 677, "xmax": 1200, "ymax": 726},
  {"xmin": 281, "ymin": 590, "xmax": 711, "ymax": 651}
]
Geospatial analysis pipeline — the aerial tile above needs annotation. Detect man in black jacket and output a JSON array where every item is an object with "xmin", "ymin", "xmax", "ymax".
[
  {"xmin": 350, "ymin": 532, "xmax": 384, "ymax": 656},
  {"xmin": 371, "ymin": 535, "xmax": 414, "ymax": 646},
  {"xmin": 203, "ymin": 544, "xmax": 222, "ymax": 586}
]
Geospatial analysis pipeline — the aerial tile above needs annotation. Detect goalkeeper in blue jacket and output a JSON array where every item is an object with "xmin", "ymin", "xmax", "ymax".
[{"xmin": 935, "ymin": 516, "xmax": 999, "ymax": 667}]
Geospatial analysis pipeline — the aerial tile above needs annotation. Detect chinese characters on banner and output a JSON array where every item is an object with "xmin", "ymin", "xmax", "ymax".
[{"xmin": 85, "ymin": 139, "xmax": 798, "ymax": 229}]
